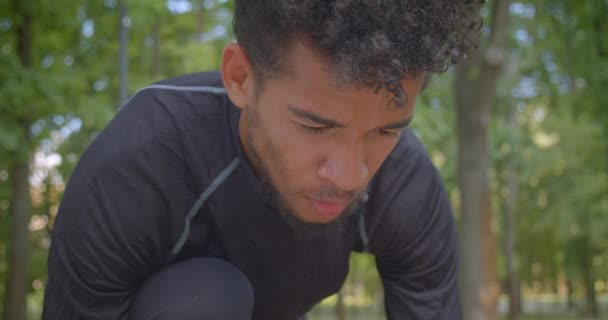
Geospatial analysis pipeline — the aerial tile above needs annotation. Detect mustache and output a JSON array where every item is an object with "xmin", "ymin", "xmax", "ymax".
[{"xmin": 311, "ymin": 184, "xmax": 356, "ymax": 202}]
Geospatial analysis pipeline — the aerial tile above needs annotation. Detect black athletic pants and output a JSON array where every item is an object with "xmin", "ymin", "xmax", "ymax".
[{"xmin": 129, "ymin": 257, "xmax": 255, "ymax": 320}]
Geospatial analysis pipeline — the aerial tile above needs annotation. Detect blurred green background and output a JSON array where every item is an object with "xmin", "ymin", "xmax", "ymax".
[{"xmin": 0, "ymin": 0, "xmax": 607, "ymax": 319}]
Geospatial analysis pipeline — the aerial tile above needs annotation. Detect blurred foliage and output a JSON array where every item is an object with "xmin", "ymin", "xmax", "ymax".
[{"xmin": 0, "ymin": 0, "xmax": 606, "ymax": 319}]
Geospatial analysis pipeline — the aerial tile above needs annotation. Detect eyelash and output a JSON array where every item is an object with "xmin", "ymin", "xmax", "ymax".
[
  {"xmin": 377, "ymin": 129, "xmax": 400, "ymax": 137},
  {"xmin": 302, "ymin": 125, "xmax": 399, "ymax": 137},
  {"xmin": 302, "ymin": 125, "xmax": 328, "ymax": 135}
]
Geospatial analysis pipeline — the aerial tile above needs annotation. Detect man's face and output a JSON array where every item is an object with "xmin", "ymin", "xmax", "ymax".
[{"xmin": 227, "ymin": 41, "xmax": 422, "ymax": 224}]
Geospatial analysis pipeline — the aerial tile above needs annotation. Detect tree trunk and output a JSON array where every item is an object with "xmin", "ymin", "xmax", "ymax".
[
  {"xmin": 118, "ymin": 0, "xmax": 130, "ymax": 105},
  {"xmin": 455, "ymin": 0, "xmax": 511, "ymax": 319},
  {"xmin": 4, "ymin": 161, "xmax": 31, "ymax": 320},
  {"xmin": 336, "ymin": 289, "xmax": 347, "ymax": 320},
  {"xmin": 580, "ymin": 238, "xmax": 598, "ymax": 317},
  {"xmin": 504, "ymin": 105, "xmax": 522, "ymax": 320},
  {"xmin": 584, "ymin": 273, "xmax": 598, "ymax": 317},
  {"xmin": 481, "ymin": 188, "xmax": 500, "ymax": 320},
  {"xmin": 566, "ymin": 279, "xmax": 574, "ymax": 310},
  {"xmin": 3, "ymin": 1, "xmax": 33, "ymax": 319}
]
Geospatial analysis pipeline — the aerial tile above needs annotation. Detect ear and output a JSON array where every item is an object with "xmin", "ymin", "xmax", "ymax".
[{"xmin": 221, "ymin": 43, "xmax": 255, "ymax": 110}]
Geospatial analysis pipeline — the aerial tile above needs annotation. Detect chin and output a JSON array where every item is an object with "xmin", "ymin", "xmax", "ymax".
[
  {"xmin": 293, "ymin": 201, "xmax": 351, "ymax": 224},
  {"xmin": 297, "ymin": 213, "xmax": 341, "ymax": 225},
  {"xmin": 274, "ymin": 191, "xmax": 362, "ymax": 229}
]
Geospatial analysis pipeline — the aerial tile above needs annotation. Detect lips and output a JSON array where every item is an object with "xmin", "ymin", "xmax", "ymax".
[{"xmin": 310, "ymin": 197, "xmax": 350, "ymax": 219}]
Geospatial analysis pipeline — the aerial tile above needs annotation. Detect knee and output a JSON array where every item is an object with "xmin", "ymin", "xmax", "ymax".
[{"xmin": 130, "ymin": 257, "xmax": 254, "ymax": 320}]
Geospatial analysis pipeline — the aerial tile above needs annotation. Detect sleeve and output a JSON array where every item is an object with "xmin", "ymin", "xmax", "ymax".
[
  {"xmin": 367, "ymin": 145, "xmax": 462, "ymax": 319},
  {"xmin": 42, "ymin": 93, "xmax": 198, "ymax": 319}
]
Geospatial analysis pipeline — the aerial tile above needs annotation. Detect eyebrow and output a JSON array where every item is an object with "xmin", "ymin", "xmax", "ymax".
[
  {"xmin": 288, "ymin": 105, "xmax": 345, "ymax": 127},
  {"xmin": 287, "ymin": 105, "xmax": 413, "ymax": 130},
  {"xmin": 379, "ymin": 116, "xmax": 413, "ymax": 130}
]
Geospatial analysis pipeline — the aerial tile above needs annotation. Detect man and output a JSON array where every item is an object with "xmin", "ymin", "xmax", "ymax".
[{"xmin": 43, "ymin": 1, "xmax": 480, "ymax": 319}]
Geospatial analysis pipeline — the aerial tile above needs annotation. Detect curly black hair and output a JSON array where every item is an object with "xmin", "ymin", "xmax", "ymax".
[{"xmin": 233, "ymin": 0, "xmax": 481, "ymax": 106}]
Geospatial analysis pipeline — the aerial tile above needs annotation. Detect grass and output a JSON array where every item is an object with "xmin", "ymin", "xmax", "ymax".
[
  {"xmin": 307, "ymin": 314, "xmax": 608, "ymax": 320},
  {"xmin": 306, "ymin": 304, "xmax": 608, "ymax": 320},
  {"xmin": 305, "ymin": 292, "xmax": 608, "ymax": 320}
]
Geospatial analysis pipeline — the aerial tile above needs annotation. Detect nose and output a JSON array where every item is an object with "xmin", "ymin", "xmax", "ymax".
[{"xmin": 318, "ymin": 138, "xmax": 369, "ymax": 192}]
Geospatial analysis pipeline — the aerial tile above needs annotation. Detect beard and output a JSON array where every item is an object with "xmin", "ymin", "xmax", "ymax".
[
  {"xmin": 243, "ymin": 110, "xmax": 366, "ymax": 240},
  {"xmin": 258, "ymin": 170, "xmax": 366, "ymax": 240}
]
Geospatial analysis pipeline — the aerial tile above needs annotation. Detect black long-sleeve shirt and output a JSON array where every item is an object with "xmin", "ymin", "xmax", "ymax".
[{"xmin": 43, "ymin": 72, "xmax": 462, "ymax": 320}]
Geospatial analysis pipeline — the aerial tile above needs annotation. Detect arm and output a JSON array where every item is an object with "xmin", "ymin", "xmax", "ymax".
[
  {"xmin": 377, "ymin": 188, "xmax": 461, "ymax": 319},
  {"xmin": 366, "ymin": 137, "xmax": 462, "ymax": 319},
  {"xmin": 42, "ymin": 94, "xmax": 197, "ymax": 319}
]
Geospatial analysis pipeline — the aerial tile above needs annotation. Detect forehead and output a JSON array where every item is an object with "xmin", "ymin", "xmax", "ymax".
[{"xmin": 260, "ymin": 41, "xmax": 421, "ymax": 124}]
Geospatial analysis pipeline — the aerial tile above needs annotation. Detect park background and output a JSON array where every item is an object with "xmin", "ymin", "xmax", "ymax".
[{"xmin": 0, "ymin": 0, "xmax": 607, "ymax": 319}]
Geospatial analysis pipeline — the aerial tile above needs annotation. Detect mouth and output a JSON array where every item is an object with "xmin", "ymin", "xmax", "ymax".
[{"xmin": 309, "ymin": 197, "xmax": 351, "ymax": 220}]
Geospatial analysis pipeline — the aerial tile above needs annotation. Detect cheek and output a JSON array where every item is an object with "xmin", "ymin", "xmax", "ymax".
[{"xmin": 267, "ymin": 125, "xmax": 321, "ymax": 180}]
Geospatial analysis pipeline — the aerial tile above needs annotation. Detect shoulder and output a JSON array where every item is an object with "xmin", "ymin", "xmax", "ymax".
[
  {"xmin": 364, "ymin": 128, "xmax": 450, "ymax": 255},
  {"xmin": 82, "ymin": 71, "xmax": 235, "ymax": 190},
  {"xmin": 363, "ymin": 132, "xmax": 461, "ymax": 316},
  {"xmin": 117, "ymin": 71, "xmax": 229, "ymax": 129},
  {"xmin": 385, "ymin": 127, "xmax": 430, "ymax": 165},
  {"xmin": 370, "ymin": 128, "xmax": 438, "ymax": 202}
]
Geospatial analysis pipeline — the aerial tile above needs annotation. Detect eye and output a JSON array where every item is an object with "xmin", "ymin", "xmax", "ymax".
[
  {"xmin": 376, "ymin": 128, "xmax": 401, "ymax": 137},
  {"xmin": 302, "ymin": 124, "xmax": 329, "ymax": 135}
]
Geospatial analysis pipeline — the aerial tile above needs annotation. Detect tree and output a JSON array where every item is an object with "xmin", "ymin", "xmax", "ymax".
[
  {"xmin": 1, "ymin": 1, "xmax": 238, "ymax": 317},
  {"xmin": 1, "ymin": 1, "xmax": 111, "ymax": 317},
  {"xmin": 501, "ymin": 103, "xmax": 522, "ymax": 320},
  {"xmin": 3, "ymin": 1, "xmax": 34, "ymax": 319},
  {"xmin": 455, "ymin": 0, "xmax": 512, "ymax": 319},
  {"xmin": 513, "ymin": 0, "xmax": 608, "ymax": 315}
]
